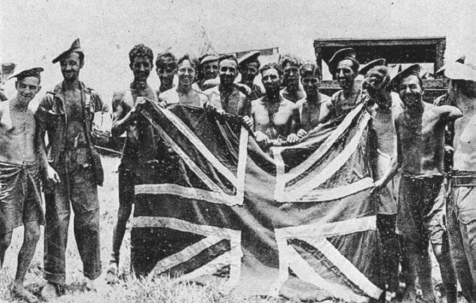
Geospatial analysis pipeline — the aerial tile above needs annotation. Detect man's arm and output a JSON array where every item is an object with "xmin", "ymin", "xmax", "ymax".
[
  {"xmin": 374, "ymin": 117, "xmax": 402, "ymax": 190},
  {"xmin": 111, "ymin": 91, "xmax": 134, "ymax": 139},
  {"xmin": 34, "ymin": 117, "xmax": 60, "ymax": 184},
  {"xmin": 286, "ymin": 103, "xmax": 301, "ymax": 143},
  {"xmin": 439, "ymin": 104, "xmax": 463, "ymax": 123}
]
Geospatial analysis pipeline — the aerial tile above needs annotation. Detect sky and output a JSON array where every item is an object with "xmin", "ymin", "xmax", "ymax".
[{"xmin": 1, "ymin": 0, "xmax": 475, "ymax": 103}]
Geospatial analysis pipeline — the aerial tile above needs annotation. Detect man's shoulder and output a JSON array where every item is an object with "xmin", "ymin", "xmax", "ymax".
[{"xmin": 203, "ymin": 86, "xmax": 219, "ymax": 96}]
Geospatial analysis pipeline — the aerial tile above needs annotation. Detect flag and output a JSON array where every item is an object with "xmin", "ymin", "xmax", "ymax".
[{"xmin": 131, "ymin": 101, "xmax": 383, "ymax": 302}]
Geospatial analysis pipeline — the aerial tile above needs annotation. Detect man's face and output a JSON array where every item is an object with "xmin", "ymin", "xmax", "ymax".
[
  {"xmin": 219, "ymin": 59, "xmax": 238, "ymax": 87},
  {"xmin": 156, "ymin": 60, "xmax": 176, "ymax": 87},
  {"xmin": 301, "ymin": 75, "xmax": 320, "ymax": 96},
  {"xmin": 177, "ymin": 60, "xmax": 196, "ymax": 87},
  {"xmin": 283, "ymin": 63, "xmax": 300, "ymax": 89},
  {"xmin": 16, "ymin": 76, "xmax": 41, "ymax": 104},
  {"xmin": 130, "ymin": 56, "xmax": 152, "ymax": 83},
  {"xmin": 240, "ymin": 62, "xmax": 259, "ymax": 84},
  {"xmin": 203, "ymin": 60, "xmax": 219, "ymax": 80},
  {"xmin": 364, "ymin": 69, "xmax": 387, "ymax": 98},
  {"xmin": 262, "ymin": 68, "xmax": 281, "ymax": 94},
  {"xmin": 60, "ymin": 52, "xmax": 83, "ymax": 82},
  {"xmin": 336, "ymin": 59, "xmax": 356, "ymax": 90},
  {"xmin": 398, "ymin": 75, "xmax": 423, "ymax": 108}
]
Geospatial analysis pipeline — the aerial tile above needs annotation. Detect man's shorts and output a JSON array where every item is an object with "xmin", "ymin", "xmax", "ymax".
[
  {"xmin": 0, "ymin": 161, "xmax": 44, "ymax": 234},
  {"xmin": 397, "ymin": 174, "xmax": 446, "ymax": 248}
]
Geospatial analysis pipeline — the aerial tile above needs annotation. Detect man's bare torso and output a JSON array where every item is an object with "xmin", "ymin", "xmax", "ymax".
[
  {"xmin": 453, "ymin": 94, "xmax": 476, "ymax": 171},
  {"xmin": 251, "ymin": 96, "xmax": 298, "ymax": 140},
  {"xmin": 0, "ymin": 101, "xmax": 36, "ymax": 164},
  {"xmin": 396, "ymin": 103, "xmax": 452, "ymax": 176}
]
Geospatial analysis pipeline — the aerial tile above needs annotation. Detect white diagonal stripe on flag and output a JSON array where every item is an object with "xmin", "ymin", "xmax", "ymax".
[{"xmin": 298, "ymin": 177, "xmax": 374, "ymax": 202}]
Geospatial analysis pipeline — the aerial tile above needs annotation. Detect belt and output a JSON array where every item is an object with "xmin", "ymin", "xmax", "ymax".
[{"xmin": 451, "ymin": 170, "xmax": 476, "ymax": 187}]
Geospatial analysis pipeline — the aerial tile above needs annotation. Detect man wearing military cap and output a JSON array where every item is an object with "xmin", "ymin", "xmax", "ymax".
[
  {"xmin": 0, "ymin": 67, "xmax": 59, "ymax": 303},
  {"xmin": 197, "ymin": 53, "xmax": 219, "ymax": 91},
  {"xmin": 36, "ymin": 38, "xmax": 108, "ymax": 299},
  {"xmin": 375, "ymin": 64, "xmax": 460, "ymax": 303},
  {"xmin": 238, "ymin": 50, "xmax": 264, "ymax": 101},
  {"xmin": 324, "ymin": 48, "xmax": 363, "ymax": 121},
  {"xmin": 441, "ymin": 56, "xmax": 476, "ymax": 303}
]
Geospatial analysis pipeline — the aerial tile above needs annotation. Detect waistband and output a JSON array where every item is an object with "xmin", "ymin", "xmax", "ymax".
[
  {"xmin": 451, "ymin": 170, "xmax": 476, "ymax": 187},
  {"xmin": 401, "ymin": 172, "xmax": 444, "ymax": 180}
]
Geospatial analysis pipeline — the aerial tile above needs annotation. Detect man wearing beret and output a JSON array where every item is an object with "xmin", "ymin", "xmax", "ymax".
[
  {"xmin": 441, "ymin": 57, "xmax": 476, "ymax": 303},
  {"xmin": 109, "ymin": 44, "xmax": 160, "ymax": 282},
  {"xmin": 238, "ymin": 51, "xmax": 264, "ymax": 101},
  {"xmin": 375, "ymin": 64, "xmax": 460, "ymax": 303},
  {"xmin": 324, "ymin": 48, "xmax": 363, "ymax": 121},
  {"xmin": 36, "ymin": 39, "xmax": 108, "ymax": 299},
  {"xmin": 0, "ymin": 68, "xmax": 58, "ymax": 303},
  {"xmin": 279, "ymin": 54, "xmax": 306, "ymax": 103},
  {"xmin": 198, "ymin": 53, "xmax": 220, "ymax": 91},
  {"xmin": 360, "ymin": 58, "xmax": 403, "ymax": 298}
]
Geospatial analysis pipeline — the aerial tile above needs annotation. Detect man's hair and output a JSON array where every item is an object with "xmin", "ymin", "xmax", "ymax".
[
  {"xmin": 129, "ymin": 44, "xmax": 154, "ymax": 66},
  {"xmin": 299, "ymin": 62, "xmax": 321, "ymax": 79},
  {"xmin": 177, "ymin": 54, "xmax": 196, "ymax": 70},
  {"xmin": 260, "ymin": 63, "xmax": 283, "ymax": 77},
  {"xmin": 219, "ymin": 55, "xmax": 238, "ymax": 68},
  {"xmin": 156, "ymin": 52, "xmax": 177, "ymax": 69},
  {"xmin": 279, "ymin": 54, "xmax": 304, "ymax": 69}
]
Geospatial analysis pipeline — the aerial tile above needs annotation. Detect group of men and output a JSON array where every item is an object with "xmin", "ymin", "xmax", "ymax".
[{"xmin": 0, "ymin": 38, "xmax": 475, "ymax": 303}]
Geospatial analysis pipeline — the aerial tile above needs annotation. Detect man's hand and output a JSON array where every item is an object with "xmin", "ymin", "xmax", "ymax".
[
  {"xmin": 255, "ymin": 131, "xmax": 270, "ymax": 148},
  {"xmin": 297, "ymin": 129, "xmax": 308, "ymax": 138},
  {"xmin": 242, "ymin": 116, "xmax": 253, "ymax": 129},
  {"xmin": 287, "ymin": 133, "xmax": 299, "ymax": 144},
  {"xmin": 134, "ymin": 96, "xmax": 148, "ymax": 113},
  {"xmin": 372, "ymin": 179, "xmax": 385, "ymax": 194},
  {"xmin": 46, "ymin": 165, "xmax": 60, "ymax": 185}
]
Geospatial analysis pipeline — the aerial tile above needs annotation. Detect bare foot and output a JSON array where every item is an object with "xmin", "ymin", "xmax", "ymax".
[
  {"xmin": 40, "ymin": 282, "xmax": 59, "ymax": 301},
  {"xmin": 106, "ymin": 263, "xmax": 119, "ymax": 285},
  {"xmin": 85, "ymin": 278, "xmax": 97, "ymax": 292},
  {"xmin": 12, "ymin": 284, "xmax": 38, "ymax": 303}
]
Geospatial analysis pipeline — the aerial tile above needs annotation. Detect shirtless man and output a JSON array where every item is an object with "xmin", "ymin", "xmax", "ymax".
[
  {"xmin": 204, "ymin": 56, "xmax": 250, "ymax": 117},
  {"xmin": 279, "ymin": 54, "xmax": 305, "ymax": 103},
  {"xmin": 295, "ymin": 62, "xmax": 331, "ymax": 138},
  {"xmin": 251, "ymin": 63, "xmax": 300, "ymax": 149},
  {"xmin": 37, "ymin": 39, "xmax": 107, "ymax": 299},
  {"xmin": 159, "ymin": 54, "xmax": 207, "ymax": 107},
  {"xmin": 361, "ymin": 59, "xmax": 402, "ymax": 298},
  {"xmin": 109, "ymin": 44, "xmax": 160, "ymax": 281},
  {"xmin": 442, "ymin": 58, "xmax": 476, "ymax": 303},
  {"xmin": 0, "ymin": 68, "xmax": 58, "ymax": 303},
  {"xmin": 238, "ymin": 51, "xmax": 264, "ymax": 101},
  {"xmin": 375, "ymin": 64, "xmax": 461, "ymax": 303},
  {"xmin": 156, "ymin": 52, "xmax": 177, "ymax": 94},
  {"xmin": 324, "ymin": 48, "xmax": 362, "ymax": 121}
]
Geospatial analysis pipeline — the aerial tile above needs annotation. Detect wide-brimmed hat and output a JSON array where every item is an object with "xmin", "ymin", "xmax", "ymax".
[
  {"xmin": 9, "ymin": 67, "xmax": 44, "ymax": 80},
  {"xmin": 328, "ymin": 48, "xmax": 358, "ymax": 75},
  {"xmin": 441, "ymin": 56, "xmax": 476, "ymax": 81},
  {"xmin": 52, "ymin": 38, "xmax": 83, "ymax": 64},
  {"xmin": 358, "ymin": 58, "xmax": 387, "ymax": 75},
  {"xmin": 388, "ymin": 64, "xmax": 421, "ymax": 89}
]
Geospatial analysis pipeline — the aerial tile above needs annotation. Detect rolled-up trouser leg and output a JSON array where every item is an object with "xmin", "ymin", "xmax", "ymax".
[
  {"xmin": 448, "ymin": 185, "xmax": 476, "ymax": 303},
  {"xmin": 70, "ymin": 165, "xmax": 102, "ymax": 280}
]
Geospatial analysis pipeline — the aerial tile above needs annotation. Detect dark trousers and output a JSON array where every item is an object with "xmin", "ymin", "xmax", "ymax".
[
  {"xmin": 377, "ymin": 214, "xmax": 400, "ymax": 293},
  {"xmin": 43, "ymin": 157, "xmax": 101, "ymax": 284}
]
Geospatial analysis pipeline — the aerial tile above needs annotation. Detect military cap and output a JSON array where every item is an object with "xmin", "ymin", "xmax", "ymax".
[
  {"xmin": 358, "ymin": 58, "xmax": 387, "ymax": 75},
  {"xmin": 444, "ymin": 57, "xmax": 476, "ymax": 82},
  {"xmin": 238, "ymin": 51, "xmax": 260, "ymax": 67},
  {"xmin": 52, "ymin": 38, "xmax": 83, "ymax": 64},
  {"xmin": 9, "ymin": 67, "xmax": 44, "ymax": 80},
  {"xmin": 388, "ymin": 64, "xmax": 421, "ymax": 89},
  {"xmin": 328, "ymin": 48, "xmax": 358, "ymax": 75},
  {"xmin": 199, "ymin": 54, "xmax": 219, "ymax": 65}
]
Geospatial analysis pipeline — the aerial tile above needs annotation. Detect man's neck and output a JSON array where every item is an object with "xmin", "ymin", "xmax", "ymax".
[
  {"xmin": 342, "ymin": 82, "xmax": 359, "ymax": 98},
  {"xmin": 10, "ymin": 97, "xmax": 28, "ymax": 112},
  {"xmin": 306, "ymin": 92, "xmax": 320, "ymax": 104},
  {"xmin": 177, "ymin": 84, "xmax": 192, "ymax": 94},
  {"xmin": 407, "ymin": 99, "xmax": 425, "ymax": 116},
  {"xmin": 160, "ymin": 83, "xmax": 173, "ymax": 92},
  {"xmin": 63, "ymin": 79, "xmax": 80, "ymax": 91},
  {"xmin": 219, "ymin": 84, "xmax": 234, "ymax": 94},
  {"xmin": 131, "ymin": 80, "xmax": 148, "ymax": 90},
  {"xmin": 374, "ymin": 91, "xmax": 392, "ymax": 111},
  {"xmin": 241, "ymin": 79, "xmax": 253, "ymax": 88},
  {"xmin": 265, "ymin": 91, "xmax": 281, "ymax": 103},
  {"xmin": 286, "ymin": 84, "xmax": 299, "ymax": 93}
]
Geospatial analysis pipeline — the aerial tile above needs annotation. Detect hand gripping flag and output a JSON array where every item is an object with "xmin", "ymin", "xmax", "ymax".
[{"xmin": 131, "ymin": 100, "xmax": 383, "ymax": 302}]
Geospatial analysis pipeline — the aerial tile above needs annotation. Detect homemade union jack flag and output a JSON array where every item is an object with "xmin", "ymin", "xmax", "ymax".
[{"xmin": 131, "ymin": 101, "xmax": 383, "ymax": 302}]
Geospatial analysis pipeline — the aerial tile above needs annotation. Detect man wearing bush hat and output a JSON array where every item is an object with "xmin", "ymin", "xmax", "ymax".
[{"xmin": 443, "ymin": 56, "xmax": 476, "ymax": 303}]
